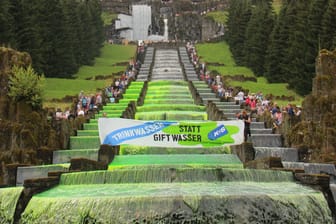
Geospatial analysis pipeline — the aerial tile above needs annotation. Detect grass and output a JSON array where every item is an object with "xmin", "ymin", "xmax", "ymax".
[
  {"xmin": 74, "ymin": 44, "xmax": 136, "ymax": 80},
  {"xmin": 44, "ymin": 43, "xmax": 136, "ymax": 109},
  {"xmin": 196, "ymin": 41, "xmax": 303, "ymax": 107},
  {"xmin": 205, "ymin": 10, "xmax": 228, "ymax": 24},
  {"xmin": 44, "ymin": 78, "xmax": 109, "ymax": 100},
  {"xmin": 101, "ymin": 12, "xmax": 118, "ymax": 26},
  {"xmin": 196, "ymin": 42, "xmax": 235, "ymax": 66},
  {"xmin": 208, "ymin": 65, "xmax": 255, "ymax": 77}
]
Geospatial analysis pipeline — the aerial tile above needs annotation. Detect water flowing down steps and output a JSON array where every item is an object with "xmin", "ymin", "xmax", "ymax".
[
  {"xmin": 16, "ymin": 81, "xmax": 145, "ymax": 185},
  {"xmin": 4, "ymin": 45, "xmax": 334, "ymax": 223}
]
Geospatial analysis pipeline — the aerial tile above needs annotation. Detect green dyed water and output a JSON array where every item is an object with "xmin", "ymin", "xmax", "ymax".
[
  {"xmin": 59, "ymin": 168, "xmax": 294, "ymax": 185},
  {"xmin": 145, "ymin": 93, "xmax": 192, "ymax": 99},
  {"xmin": 135, "ymin": 111, "xmax": 207, "ymax": 120},
  {"xmin": 15, "ymin": 51, "xmax": 334, "ymax": 223},
  {"xmin": 108, "ymin": 154, "xmax": 243, "ymax": 169},
  {"xmin": 136, "ymin": 104, "xmax": 205, "ymax": 112},
  {"xmin": 144, "ymin": 98, "xmax": 195, "ymax": 104},
  {"xmin": 20, "ymin": 182, "xmax": 332, "ymax": 223},
  {"xmin": 0, "ymin": 187, "xmax": 23, "ymax": 224},
  {"xmin": 69, "ymin": 136, "xmax": 100, "ymax": 149},
  {"xmin": 119, "ymin": 144, "xmax": 229, "ymax": 154}
]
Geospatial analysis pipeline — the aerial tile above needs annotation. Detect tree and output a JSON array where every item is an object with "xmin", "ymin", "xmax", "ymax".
[
  {"xmin": 304, "ymin": 0, "xmax": 329, "ymax": 93},
  {"xmin": 264, "ymin": 1, "xmax": 291, "ymax": 83},
  {"xmin": 243, "ymin": 0, "xmax": 275, "ymax": 76},
  {"xmin": 282, "ymin": 0, "xmax": 312, "ymax": 94},
  {"xmin": 226, "ymin": 0, "xmax": 252, "ymax": 65},
  {"xmin": 14, "ymin": 0, "xmax": 45, "ymax": 74},
  {"xmin": 320, "ymin": 0, "xmax": 336, "ymax": 50},
  {"xmin": 4, "ymin": 0, "xmax": 104, "ymax": 78},
  {"xmin": 8, "ymin": 65, "xmax": 45, "ymax": 108},
  {"xmin": 0, "ymin": 0, "xmax": 15, "ymax": 45}
]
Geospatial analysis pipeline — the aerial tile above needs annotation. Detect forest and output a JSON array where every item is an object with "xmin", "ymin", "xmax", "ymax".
[
  {"xmin": 0, "ymin": 0, "xmax": 105, "ymax": 78},
  {"xmin": 226, "ymin": 0, "xmax": 336, "ymax": 95},
  {"xmin": 1, "ymin": 0, "xmax": 336, "ymax": 96}
]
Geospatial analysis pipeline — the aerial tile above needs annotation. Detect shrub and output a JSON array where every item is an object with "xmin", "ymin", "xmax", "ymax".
[{"xmin": 8, "ymin": 65, "xmax": 45, "ymax": 108}]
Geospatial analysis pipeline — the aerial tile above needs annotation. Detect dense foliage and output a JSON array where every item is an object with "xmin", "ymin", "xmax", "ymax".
[
  {"xmin": 226, "ymin": 0, "xmax": 336, "ymax": 95},
  {"xmin": 8, "ymin": 65, "xmax": 45, "ymax": 108},
  {"xmin": 0, "ymin": 0, "xmax": 104, "ymax": 78}
]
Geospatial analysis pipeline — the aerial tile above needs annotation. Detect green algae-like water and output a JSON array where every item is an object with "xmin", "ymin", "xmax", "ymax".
[
  {"xmin": 16, "ymin": 54, "xmax": 335, "ymax": 223},
  {"xmin": 119, "ymin": 144, "xmax": 230, "ymax": 154},
  {"xmin": 0, "ymin": 187, "xmax": 23, "ymax": 224},
  {"xmin": 59, "ymin": 168, "xmax": 295, "ymax": 185},
  {"xmin": 108, "ymin": 154, "xmax": 242, "ymax": 169},
  {"xmin": 136, "ymin": 104, "xmax": 206, "ymax": 112},
  {"xmin": 135, "ymin": 80, "xmax": 207, "ymax": 120},
  {"xmin": 20, "ymin": 182, "xmax": 332, "ymax": 223}
]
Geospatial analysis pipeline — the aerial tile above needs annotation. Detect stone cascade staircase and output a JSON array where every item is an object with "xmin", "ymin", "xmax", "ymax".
[
  {"xmin": 14, "ymin": 46, "xmax": 334, "ymax": 223},
  {"xmin": 180, "ymin": 49, "xmax": 299, "ymax": 164},
  {"xmin": 187, "ymin": 82, "xmax": 294, "ymax": 161},
  {"xmin": 16, "ymin": 81, "xmax": 145, "ymax": 186},
  {"xmin": 282, "ymin": 160, "xmax": 336, "ymax": 209},
  {"xmin": 178, "ymin": 47, "xmax": 199, "ymax": 81},
  {"xmin": 191, "ymin": 80, "xmax": 221, "ymax": 106},
  {"xmin": 136, "ymin": 47, "xmax": 154, "ymax": 81},
  {"xmin": 151, "ymin": 49, "xmax": 184, "ymax": 80}
]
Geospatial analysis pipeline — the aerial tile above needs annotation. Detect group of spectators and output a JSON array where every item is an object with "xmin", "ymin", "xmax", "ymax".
[
  {"xmin": 187, "ymin": 42, "xmax": 234, "ymax": 99},
  {"xmin": 186, "ymin": 42, "xmax": 303, "ymax": 133},
  {"xmin": 237, "ymin": 91, "xmax": 302, "ymax": 130},
  {"xmin": 105, "ymin": 59, "xmax": 140, "ymax": 103},
  {"xmin": 54, "ymin": 91, "xmax": 103, "ymax": 120},
  {"xmin": 234, "ymin": 92, "xmax": 302, "ymax": 141},
  {"xmin": 54, "ymin": 47, "xmax": 142, "ymax": 120}
]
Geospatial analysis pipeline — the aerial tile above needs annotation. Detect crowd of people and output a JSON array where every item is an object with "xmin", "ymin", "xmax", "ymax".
[
  {"xmin": 186, "ymin": 41, "xmax": 303, "ymax": 141},
  {"xmin": 54, "ymin": 57, "xmax": 141, "ymax": 120},
  {"xmin": 55, "ymin": 41, "xmax": 303, "ymax": 141},
  {"xmin": 187, "ymin": 42, "xmax": 234, "ymax": 99},
  {"xmin": 235, "ymin": 91, "xmax": 302, "ymax": 140}
]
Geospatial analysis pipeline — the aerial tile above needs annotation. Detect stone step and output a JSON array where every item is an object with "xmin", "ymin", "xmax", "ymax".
[
  {"xmin": 215, "ymin": 105, "xmax": 240, "ymax": 111},
  {"xmin": 16, "ymin": 164, "xmax": 70, "ymax": 186},
  {"xmin": 186, "ymin": 77, "xmax": 199, "ymax": 81},
  {"xmin": 70, "ymin": 136, "xmax": 100, "ymax": 149},
  {"xmin": 250, "ymin": 128, "xmax": 273, "ymax": 134},
  {"xmin": 254, "ymin": 147, "xmax": 298, "ymax": 162},
  {"xmin": 220, "ymin": 108, "xmax": 241, "ymax": 114},
  {"xmin": 202, "ymin": 98, "xmax": 221, "ymax": 104},
  {"xmin": 222, "ymin": 113, "xmax": 237, "ymax": 119},
  {"xmin": 76, "ymin": 130, "xmax": 99, "ymax": 136},
  {"xmin": 196, "ymin": 89, "xmax": 213, "ymax": 93},
  {"xmin": 282, "ymin": 162, "xmax": 336, "ymax": 176},
  {"xmin": 250, "ymin": 122, "xmax": 265, "ymax": 129},
  {"xmin": 53, "ymin": 149, "xmax": 99, "ymax": 164},
  {"xmin": 250, "ymin": 134, "xmax": 282, "ymax": 147}
]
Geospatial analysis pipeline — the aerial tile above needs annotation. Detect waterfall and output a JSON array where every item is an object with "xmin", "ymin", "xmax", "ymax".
[
  {"xmin": 20, "ymin": 183, "xmax": 332, "ymax": 223},
  {"xmin": 164, "ymin": 18, "xmax": 168, "ymax": 41},
  {"xmin": 59, "ymin": 168, "xmax": 294, "ymax": 185},
  {"xmin": 0, "ymin": 187, "xmax": 23, "ymax": 224}
]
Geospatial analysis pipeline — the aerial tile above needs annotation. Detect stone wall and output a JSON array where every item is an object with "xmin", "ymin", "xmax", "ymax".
[
  {"xmin": 284, "ymin": 49, "xmax": 336, "ymax": 162},
  {"xmin": 0, "ymin": 48, "xmax": 84, "ymax": 185}
]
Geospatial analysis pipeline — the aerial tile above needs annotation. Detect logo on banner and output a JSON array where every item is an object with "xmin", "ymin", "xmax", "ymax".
[{"xmin": 103, "ymin": 121, "xmax": 176, "ymax": 145}]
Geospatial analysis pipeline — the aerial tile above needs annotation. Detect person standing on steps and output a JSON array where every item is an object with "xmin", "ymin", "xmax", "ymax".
[{"xmin": 238, "ymin": 110, "xmax": 251, "ymax": 142}]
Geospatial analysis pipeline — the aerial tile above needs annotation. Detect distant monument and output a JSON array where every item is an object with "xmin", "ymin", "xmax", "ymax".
[{"xmin": 115, "ymin": 4, "xmax": 168, "ymax": 42}]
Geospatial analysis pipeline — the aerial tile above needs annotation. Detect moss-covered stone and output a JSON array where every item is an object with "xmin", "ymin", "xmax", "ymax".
[
  {"xmin": 281, "ymin": 49, "xmax": 336, "ymax": 162},
  {"xmin": 0, "ymin": 48, "xmax": 82, "ymax": 185}
]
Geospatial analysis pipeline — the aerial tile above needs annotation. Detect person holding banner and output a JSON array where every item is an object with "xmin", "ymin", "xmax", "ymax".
[{"xmin": 238, "ymin": 110, "xmax": 251, "ymax": 142}]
